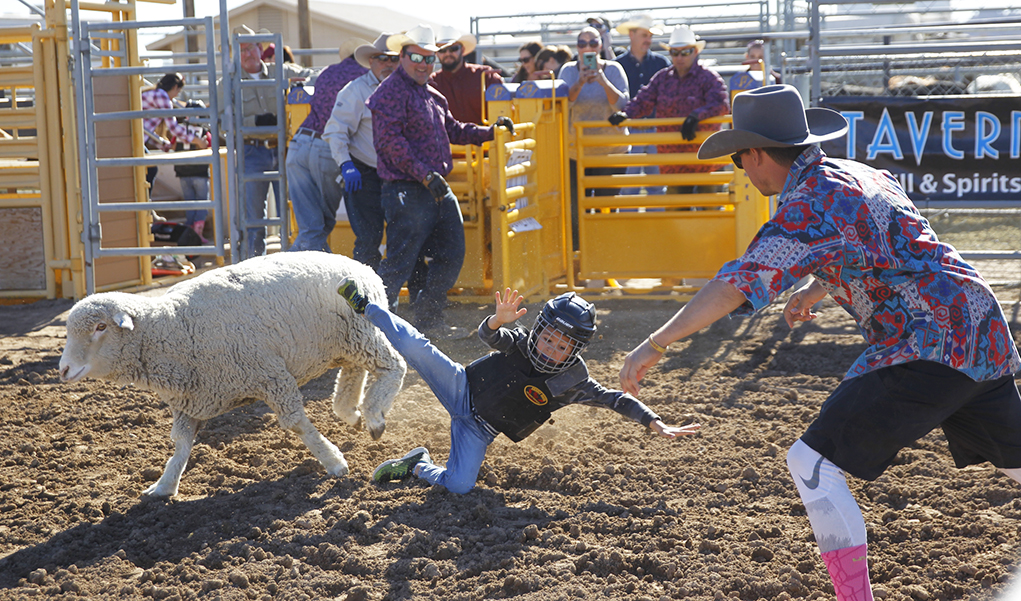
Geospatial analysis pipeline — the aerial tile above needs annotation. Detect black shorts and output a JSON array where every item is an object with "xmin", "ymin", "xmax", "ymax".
[{"xmin": 801, "ymin": 360, "xmax": 1021, "ymax": 481}]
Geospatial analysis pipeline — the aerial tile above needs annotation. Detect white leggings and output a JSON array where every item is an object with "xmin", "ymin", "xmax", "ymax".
[{"xmin": 786, "ymin": 440, "xmax": 867, "ymax": 554}]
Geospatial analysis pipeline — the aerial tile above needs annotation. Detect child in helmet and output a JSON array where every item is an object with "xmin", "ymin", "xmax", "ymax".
[{"xmin": 338, "ymin": 279, "xmax": 700, "ymax": 494}]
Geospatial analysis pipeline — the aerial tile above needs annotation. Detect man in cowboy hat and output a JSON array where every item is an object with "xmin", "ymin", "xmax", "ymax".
[
  {"xmin": 321, "ymin": 34, "xmax": 398, "ymax": 267},
  {"xmin": 613, "ymin": 14, "xmax": 670, "ymax": 195},
  {"xmin": 366, "ymin": 24, "xmax": 514, "ymax": 332},
  {"xmin": 287, "ymin": 37, "xmax": 369, "ymax": 252},
  {"xmin": 610, "ymin": 25, "xmax": 728, "ymax": 189},
  {"xmin": 428, "ymin": 27, "xmax": 503, "ymax": 125},
  {"xmin": 620, "ymin": 84, "xmax": 1021, "ymax": 601},
  {"xmin": 220, "ymin": 24, "xmax": 313, "ymax": 258}
]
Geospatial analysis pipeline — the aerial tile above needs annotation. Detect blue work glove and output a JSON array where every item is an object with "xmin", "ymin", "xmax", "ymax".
[
  {"xmin": 340, "ymin": 160, "xmax": 362, "ymax": 194},
  {"xmin": 495, "ymin": 116, "xmax": 515, "ymax": 136},
  {"xmin": 680, "ymin": 115, "xmax": 699, "ymax": 141}
]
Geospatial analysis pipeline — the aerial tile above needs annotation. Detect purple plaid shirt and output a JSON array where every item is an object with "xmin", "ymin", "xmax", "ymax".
[
  {"xmin": 624, "ymin": 63, "xmax": 729, "ymax": 174},
  {"xmin": 297, "ymin": 57, "xmax": 367, "ymax": 134},
  {"xmin": 141, "ymin": 88, "xmax": 200, "ymax": 145},
  {"xmin": 714, "ymin": 146, "xmax": 1021, "ymax": 382},
  {"xmin": 366, "ymin": 65, "xmax": 494, "ymax": 183}
]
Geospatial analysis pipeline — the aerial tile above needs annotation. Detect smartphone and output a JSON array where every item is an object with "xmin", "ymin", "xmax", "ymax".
[{"xmin": 582, "ymin": 52, "xmax": 598, "ymax": 71}]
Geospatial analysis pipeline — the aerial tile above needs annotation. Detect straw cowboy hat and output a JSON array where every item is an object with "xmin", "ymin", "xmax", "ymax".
[
  {"xmin": 667, "ymin": 26, "xmax": 706, "ymax": 52},
  {"xmin": 354, "ymin": 34, "xmax": 397, "ymax": 68},
  {"xmin": 232, "ymin": 24, "xmax": 256, "ymax": 37},
  {"xmin": 615, "ymin": 14, "xmax": 665, "ymax": 36},
  {"xmin": 340, "ymin": 37, "xmax": 370, "ymax": 60},
  {"xmin": 435, "ymin": 26, "xmax": 477, "ymax": 56},
  {"xmin": 697, "ymin": 84, "xmax": 849, "ymax": 159},
  {"xmin": 386, "ymin": 24, "xmax": 439, "ymax": 52}
]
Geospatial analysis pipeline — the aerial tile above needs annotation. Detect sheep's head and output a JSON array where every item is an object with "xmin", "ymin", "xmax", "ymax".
[{"xmin": 59, "ymin": 293, "xmax": 139, "ymax": 383}]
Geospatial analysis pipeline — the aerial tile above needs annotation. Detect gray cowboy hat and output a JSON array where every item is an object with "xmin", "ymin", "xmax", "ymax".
[
  {"xmin": 698, "ymin": 84, "xmax": 848, "ymax": 159},
  {"xmin": 354, "ymin": 33, "xmax": 397, "ymax": 68}
]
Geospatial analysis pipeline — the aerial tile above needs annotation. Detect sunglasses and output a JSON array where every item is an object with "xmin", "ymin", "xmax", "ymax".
[
  {"xmin": 438, "ymin": 44, "xmax": 461, "ymax": 54},
  {"xmin": 731, "ymin": 149, "xmax": 749, "ymax": 170},
  {"xmin": 405, "ymin": 51, "xmax": 436, "ymax": 64},
  {"xmin": 669, "ymin": 47, "xmax": 697, "ymax": 57},
  {"xmin": 372, "ymin": 54, "xmax": 399, "ymax": 63},
  {"xmin": 577, "ymin": 39, "xmax": 600, "ymax": 48},
  {"xmin": 518, "ymin": 55, "xmax": 534, "ymax": 63}
]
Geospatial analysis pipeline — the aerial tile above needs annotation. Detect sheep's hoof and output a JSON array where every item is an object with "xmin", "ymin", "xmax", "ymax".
[
  {"xmin": 142, "ymin": 481, "xmax": 176, "ymax": 498},
  {"xmin": 368, "ymin": 422, "xmax": 385, "ymax": 441},
  {"xmin": 334, "ymin": 406, "xmax": 362, "ymax": 429},
  {"xmin": 325, "ymin": 458, "xmax": 350, "ymax": 477}
]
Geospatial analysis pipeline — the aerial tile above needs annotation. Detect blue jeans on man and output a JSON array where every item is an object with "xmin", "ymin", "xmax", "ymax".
[
  {"xmin": 377, "ymin": 180, "xmax": 464, "ymax": 326},
  {"xmin": 243, "ymin": 143, "xmax": 279, "ymax": 258},
  {"xmin": 286, "ymin": 134, "xmax": 343, "ymax": 253},
  {"xmin": 343, "ymin": 159, "xmax": 386, "ymax": 270},
  {"xmin": 622, "ymin": 127, "xmax": 665, "ymax": 196},
  {"xmin": 366, "ymin": 303, "xmax": 494, "ymax": 494}
]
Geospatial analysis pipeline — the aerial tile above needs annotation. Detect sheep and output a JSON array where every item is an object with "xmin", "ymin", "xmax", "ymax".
[{"xmin": 58, "ymin": 251, "xmax": 406, "ymax": 497}]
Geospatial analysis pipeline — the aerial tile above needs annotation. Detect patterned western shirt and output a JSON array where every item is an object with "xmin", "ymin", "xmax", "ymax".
[
  {"xmin": 296, "ymin": 56, "xmax": 367, "ymax": 134},
  {"xmin": 366, "ymin": 65, "xmax": 494, "ymax": 183},
  {"xmin": 429, "ymin": 62, "xmax": 504, "ymax": 125},
  {"xmin": 623, "ymin": 63, "xmax": 729, "ymax": 174},
  {"xmin": 323, "ymin": 70, "xmax": 382, "ymax": 168},
  {"xmin": 141, "ymin": 88, "xmax": 200, "ymax": 146},
  {"xmin": 713, "ymin": 146, "xmax": 1021, "ymax": 382}
]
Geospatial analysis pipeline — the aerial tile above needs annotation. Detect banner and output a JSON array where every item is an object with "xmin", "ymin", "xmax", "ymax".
[{"xmin": 819, "ymin": 96, "xmax": 1021, "ymax": 202}]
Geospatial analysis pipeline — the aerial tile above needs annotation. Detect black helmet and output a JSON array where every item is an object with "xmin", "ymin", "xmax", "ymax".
[{"xmin": 526, "ymin": 292, "xmax": 596, "ymax": 373}]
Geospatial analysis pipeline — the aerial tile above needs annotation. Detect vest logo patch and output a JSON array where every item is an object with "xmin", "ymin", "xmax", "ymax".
[{"xmin": 523, "ymin": 385, "xmax": 548, "ymax": 406}]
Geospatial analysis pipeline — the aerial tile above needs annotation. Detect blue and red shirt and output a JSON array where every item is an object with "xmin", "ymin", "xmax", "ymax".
[{"xmin": 714, "ymin": 146, "xmax": 1020, "ymax": 382}]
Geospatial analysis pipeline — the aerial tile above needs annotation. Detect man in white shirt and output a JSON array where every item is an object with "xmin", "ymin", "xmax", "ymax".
[{"xmin": 323, "ymin": 34, "xmax": 397, "ymax": 270}]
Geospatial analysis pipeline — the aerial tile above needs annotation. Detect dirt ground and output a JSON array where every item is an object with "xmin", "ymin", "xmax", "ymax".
[{"xmin": 1, "ymin": 282, "xmax": 1021, "ymax": 601}]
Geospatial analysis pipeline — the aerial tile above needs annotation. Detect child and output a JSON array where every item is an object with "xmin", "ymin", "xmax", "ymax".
[{"xmin": 337, "ymin": 280, "xmax": 700, "ymax": 494}]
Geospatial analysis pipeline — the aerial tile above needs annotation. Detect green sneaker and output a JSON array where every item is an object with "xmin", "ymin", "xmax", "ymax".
[
  {"xmin": 373, "ymin": 447, "xmax": 432, "ymax": 483},
  {"xmin": 337, "ymin": 276, "xmax": 368, "ymax": 314}
]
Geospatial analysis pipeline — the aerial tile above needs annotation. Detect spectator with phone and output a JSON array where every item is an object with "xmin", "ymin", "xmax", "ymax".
[{"xmin": 558, "ymin": 26, "xmax": 629, "ymax": 249}]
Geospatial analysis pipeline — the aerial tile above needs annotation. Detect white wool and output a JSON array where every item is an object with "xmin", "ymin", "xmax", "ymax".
[{"xmin": 59, "ymin": 252, "xmax": 406, "ymax": 497}]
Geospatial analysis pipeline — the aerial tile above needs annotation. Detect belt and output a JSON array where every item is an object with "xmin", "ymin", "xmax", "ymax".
[
  {"xmin": 296, "ymin": 127, "xmax": 323, "ymax": 140},
  {"xmin": 472, "ymin": 408, "xmax": 500, "ymax": 438}
]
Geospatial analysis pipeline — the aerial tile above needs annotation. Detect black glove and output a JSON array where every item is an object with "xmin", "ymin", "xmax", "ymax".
[
  {"xmin": 495, "ymin": 116, "xmax": 514, "ymax": 136},
  {"xmin": 424, "ymin": 171, "xmax": 452, "ymax": 202},
  {"xmin": 680, "ymin": 115, "xmax": 699, "ymax": 141},
  {"xmin": 608, "ymin": 111, "xmax": 628, "ymax": 126},
  {"xmin": 255, "ymin": 112, "xmax": 277, "ymax": 127}
]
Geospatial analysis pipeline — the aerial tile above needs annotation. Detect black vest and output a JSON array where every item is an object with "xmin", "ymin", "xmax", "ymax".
[{"xmin": 465, "ymin": 339, "xmax": 587, "ymax": 442}]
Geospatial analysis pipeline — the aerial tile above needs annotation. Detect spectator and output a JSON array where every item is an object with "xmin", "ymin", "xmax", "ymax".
[
  {"xmin": 559, "ymin": 26, "xmax": 629, "ymax": 248},
  {"xmin": 743, "ymin": 39, "xmax": 781, "ymax": 84},
  {"xmin": 529, "ymin": 46, "xmax": 570, "ymax": 80},
  {"xmin": 586, "ymin": 16, "xmax": 617, "ymax": 60},
  {"xmin": 614, "ymin": 14, "xmax": 670, "ymax": 195},
  {"xmin": 173, "ymin": 98, "xmax": 213, "ymax": 241},
  {"xmin": 429, "ymin": 27, "xmax": 503, "ymax": 125},
  {"xmin": 286, "ymin": 38, "xmax": 369, "ymax": 253},
  {"xmin": 219, "ymin": 24, "xmax": 311, "ymax": 258},
  {"xmin": 621, "ymin": 84, "xmax": 1021, "ymax": 601},
  {"xmin": 141, "ymin": 73, "xmax": 208, "ymax": 195},
  {"xmin": 365, "ymin": 25, "xmax": 512, "ymax": 332},
  {"xmin": 322, "ymin": 34, "xmax": 397, "ymax": 268},
  {"xmin": 610, "ymin": 25, "xmax": 729, "ymax": 192},
  {"xmin": 511, "ymin": 41, "xmax": 543, "ymax": 83}
]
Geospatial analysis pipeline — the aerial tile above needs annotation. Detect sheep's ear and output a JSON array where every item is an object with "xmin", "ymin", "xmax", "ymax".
[{"xmin": 113, "ymin": 312, "xmax": 134, "ymax": 331}]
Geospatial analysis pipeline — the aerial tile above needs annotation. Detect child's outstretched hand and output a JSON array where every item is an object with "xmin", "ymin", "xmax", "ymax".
[
  {"xmin": 489, "ymin": 288, "xmax": 528, "ymax": 329},
  {"xmin": 650, "ymin": 419, "xmax": 701, "ymax": 439}
]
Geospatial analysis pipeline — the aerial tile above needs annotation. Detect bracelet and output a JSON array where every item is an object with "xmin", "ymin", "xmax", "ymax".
[{"xmin": 647, "ymin": 334, "xmax": 668, "ymax": 354}]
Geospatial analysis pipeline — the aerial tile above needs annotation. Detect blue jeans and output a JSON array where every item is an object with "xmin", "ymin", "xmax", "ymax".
[
  {"xmin": 178, "ymin": 175, "xmax": 209, "ymax": 225},
  {"xmin": 243, "ymin": 143, "xmax": 279, "ymax": 258},
  {"xmin": 366, "ymin": 303, "xmax": 494, "ymax": 494},
  {"xmin": 343, "ymin": 159, "xmax": 385, "ymax": 270},
  {"xmin": 286, "ymin": 134, "xmax": 343, "ymax": 253},
  {"xmin": 378, "ymin": 180, "xmax": 464, "ymax": 319}
]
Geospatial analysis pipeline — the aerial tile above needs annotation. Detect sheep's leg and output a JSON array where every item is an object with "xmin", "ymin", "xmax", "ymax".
[
  {"xmin": 263, "ymin": 361, "xmax": 349, "ymax": 477},
  {"xmin": 331, "ymin": 362, "xmax": 368, "ymax": 429},
  {"xmin": 144, "ymin": 409, "xmax": 201, "ymax": 497},
  {"xmin": 360, "ymin": 350, "xmax": 407, "ymax": 441}
]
